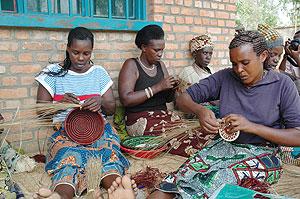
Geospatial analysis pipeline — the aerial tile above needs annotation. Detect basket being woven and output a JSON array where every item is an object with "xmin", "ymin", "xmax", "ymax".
[{"xmin": 64, "ymin": 108, "xmax": 105, "ymax": 145}]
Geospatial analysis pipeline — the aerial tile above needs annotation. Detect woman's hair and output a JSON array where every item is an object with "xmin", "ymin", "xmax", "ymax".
[
  {"xmin": 42, "ymin": 27, "xmax": 94, "ymax": 77},
  {"xmin": 229, "ymin": 31, "xmax": 267, "ymax": 56},
  {"xmin": 229, "ymin": 31, "xmax": 269, "ymax": 69},
  {"xmin": 135, "ymin": 24, "xmax": 164, "ymax": 49}
]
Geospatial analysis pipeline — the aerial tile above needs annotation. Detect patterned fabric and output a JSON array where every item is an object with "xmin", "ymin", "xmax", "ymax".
[
  {"xmin": 125, "ymin": 110, "xmax": 216, "ymax": 157},
  {"xmin": 178, "ymin": 63, "xmax": 214, "ymax": 86},
  {"xmin": 190, "ymin": 34, "xmax": 214, "ymax": 54},
  {"xmin": 161, "ymin": 138, "xmax": 282, "ymax": 199},
  {"xmin": 46, "ymin": 123, "xmax": 130, "ymax": 196},
  {"xmin": 257, "ymin": 24, "xmax": 283, "ymax": 48},
  {"xmin": 280, "ymin": 146, "xmax": 300, "ymax": 166}
]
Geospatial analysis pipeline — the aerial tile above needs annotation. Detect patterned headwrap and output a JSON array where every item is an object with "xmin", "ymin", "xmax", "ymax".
[
  {"xmin": 190, "ymin": 34, "xmax": 214, "ymax": 54},
  {"xmin": 257, "ymin": 24, "xmax": 283, "ymax": 49}
]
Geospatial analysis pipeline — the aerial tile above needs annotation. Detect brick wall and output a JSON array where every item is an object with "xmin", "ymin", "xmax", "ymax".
[{"xmin": 0, "ymin": 0, "xmax": 236, "ymax": 153}]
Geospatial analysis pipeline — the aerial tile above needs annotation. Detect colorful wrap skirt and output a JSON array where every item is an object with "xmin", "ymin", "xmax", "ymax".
[
  {"xmin": 125, "ymin": 110, "xmax": 216, "ymax": 157},
  {"xmin": 45, "ymin": 122, "xmax": 130, "ymax": 196},
  {"xmin": 160, "ymin": 138, "xmax": 282, "ymax": 199}
]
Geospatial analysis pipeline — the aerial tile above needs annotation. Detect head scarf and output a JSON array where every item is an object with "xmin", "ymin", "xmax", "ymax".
[
  {"xmin": 257, "ymin": 24, "xmax": 283, "ymax": 49},
  {"xmin": 190, "ymin": 34, "xmax": 214, "ymax": 54}
]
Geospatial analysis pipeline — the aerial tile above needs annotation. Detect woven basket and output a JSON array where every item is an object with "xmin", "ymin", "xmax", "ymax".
[
  {"xmin": 64, "ymin": 108, "xmax": 105, "ymax": 145},
  {"xmin": 121, "ymin": 136, "xmax": 168, "ymax": 159}
]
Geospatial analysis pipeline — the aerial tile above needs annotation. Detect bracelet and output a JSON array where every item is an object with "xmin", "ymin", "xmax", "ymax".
[
  {"xmin": 148, "ymin": 87, "xmax": 153, "ymax": 97},
  {"xmin": 145, "ymin": 88, "xmax": 151, "ymax": 98}
]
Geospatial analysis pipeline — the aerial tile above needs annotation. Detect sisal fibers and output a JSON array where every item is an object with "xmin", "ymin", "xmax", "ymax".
[{"xmin": 86, "ymin": 157, "xmax": 102, "ymax": 199}]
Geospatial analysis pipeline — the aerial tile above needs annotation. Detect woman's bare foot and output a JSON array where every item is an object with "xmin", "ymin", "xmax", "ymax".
[
  {"xmin": 33, "ymin": 188, "xmax": 61, "ymax": 199},
  {"xmin": 108, "ymin": 175, "xmax": 136, "ymax": 199}
]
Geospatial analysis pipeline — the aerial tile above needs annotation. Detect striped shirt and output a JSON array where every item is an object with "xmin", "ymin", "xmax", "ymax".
[{"xmin": 35, "ymin": 64, "xmax": 113, "ymax": 122}]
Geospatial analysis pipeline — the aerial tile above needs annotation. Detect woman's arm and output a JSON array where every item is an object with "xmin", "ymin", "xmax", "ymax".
[
  {"xmin": 100, "ymin": 88, "xmax": 115, "ymax": 116},
  {"xmin": 37, "ymin": 84, "xmax": 53, "ymax": 103},
  {"xmin": 224, "ymin": 114, "xmax": 300, "ymax": 146},
  {"xmin": 176, "ymin": 92, "xmax": 219, "ymax": 133}
]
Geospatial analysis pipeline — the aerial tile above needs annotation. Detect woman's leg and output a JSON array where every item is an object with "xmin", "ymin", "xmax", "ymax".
[
  {"xmin": 34, "ymin": 184, "xmax": 74, "ymax": 199},
  {"xmin": 101, "ymin": 174, "xmax": 120, "ymax": 190}
]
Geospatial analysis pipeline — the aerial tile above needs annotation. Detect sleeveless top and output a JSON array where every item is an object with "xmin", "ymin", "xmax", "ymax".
[{"xmin": 125, "ymin": 58, "xmax": 169, "ymax": 113}]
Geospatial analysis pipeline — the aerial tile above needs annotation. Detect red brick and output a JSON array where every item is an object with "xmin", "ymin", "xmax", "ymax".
[
  {"xmin": 154, "ymin": 15, "xmax": 164, "ymax": 22},
  {"xmin": 30, "ymin": 87, "xmax": 38, "ymax": 97},
  {"xmin": 22, "ymin": 42, "xmax": 53, "ymax": 50},
  {"xmin": 4, "ymin": 100, "xmax": 21, "ymax": 108},
  {"xmin": 165, "ymin": 0, "xmax": 174, "ymax": 4},
  {"xmin": 200, "ymin": 10, "xmax": 210, "ymax": 17},
  {"xmin": 215, "ymin": 11, "xmax": 230, "ymax": 19},
  {"xmin": 15, "ymin": 30, "xmax": 30, "ymax": 40},
  {"xmin": 0, "ymin": 54, "xmax": 16, "ymax": 63},
  {"xmin": 203, "ymin": 1, "xmax": 211, "ymax": 8},
  {"xmin": 175, "ymin": 52, "xmax": 185, "ymax": 59},
  {"xmin": 49, "ymin": 32, "xmax": 65, "ymax": 41},
  {"xmin": 0, "ymin": 88, "xmax": 28, "ymax": 99},
  {"xmin": 173, "ymin": 25, "xmax": 190, "ymax": 33},
  {"xmin": 23, "ymin": 98, "xmax": 36, "ymax": 105},
  {"xmin": 194, "ymin": 18, "xmax": 202, "ymax": 25},
  {"xmin": 195, "ymin": 0, "xmax": 202, "ymax": 7},
  {"xmin": 202, "ymin": 18, "xmax": 211, "ymax": 25},
  {"xmin": 170, "ymin": 7, "xmax": 180, "ymax": 14},
  {"xmin": 1, "ymin": 76, "xmax": 18, "ymax": 86},
  {"xmin": 0, "ymin": 29, "xmax": 12, "ymax": 39},
  {"xmin": 226, "ymin": 20, "xmax": 236, "ymax": 27},
  {"xmin": 153, "ymin": 5, "xmax": 168, "ymax": 13},
  {"xmin": 10, "ymin": 64, "xmax": 41, "ymax": 74},
  {"xmin": 0, "ymin": 41, "xmax": 18, "ymax": 51},
  {"xmin": 164, "ymin": 15, "xmax": 175, "ymax": 23},
  {"xmin": 207, "ymin": 27, "xmax": 222, "ymax": 34},
  {"xmin": 218, "ymin": 4, "xmax": 225, "ymax": 10},
  {"xmin": 175, "ymin": 0, "xmax": 184, "ymax": 5},
  {"xmin": 211, "ymin": 2, "xmax": 219, "ymax": 9},
  {"xmin": 226, "ymin": 4, "xmax": 236, "ymax": 11},
  {"xmin": 210, "ymin": 19, "xmax": 218, "ymax": 26},
  {"xmin": 36, "ymin": 53, "xmax": 50, "ymax": 62},
  {"xmin": 164, "ymin": 52, "xmax": 175, "ymax": 59},
  {"xmin": 176, "ymin": 16, "xmax": 185, "ymax": 24},
  {"xmin": 185, "ymin": 17, "xmax": 194, "ymax": 24},
  {"xmin": 31, "ymin": 30, "xmax": 48, "ymax": 40},
  {"xmin": 218, "ymin": 20, "xmax": 226, "ymax": 26},
  {"xmin": 181, "ymin": 7, "xmax": 197, "ymax": 15},
  {"xmin": 166, "ymin": 34, "xmax": 176, "ymax": 41},
  {"xmin": 166, "ymin": 43, "xmax": 179, "ymax": 50},
  {"xmin": 18, "ymin": 53, "xmax": 33, "ymax": 62},
  {"xmin": 163, "ymin": 24, "xmax": 172, "ymax": 32},
  {"xmin": 21, "ymin": 76, "xmax": 34, "ymax": 85},
  {"xmin": 0, "ymin": 65, "xmax": 6, "ymax": 73},
  {"xmin": 184, "ymin": 0, "xmax": 193, "ymax": 6}
]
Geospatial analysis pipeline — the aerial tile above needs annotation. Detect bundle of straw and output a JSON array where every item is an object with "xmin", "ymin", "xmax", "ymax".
[
  {"xmin": 124, "ymin": 119, "xmax": 201, "ymax": 158},
  {"xmin": 0, "ymin": 102, "xmax": 81, "ymax": 129},
  {"xmin": 86, "ymin": 157, "xmax": 102, "ymax": 199}
]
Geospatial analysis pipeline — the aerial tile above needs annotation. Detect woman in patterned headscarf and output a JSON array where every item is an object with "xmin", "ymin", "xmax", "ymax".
[{"xmin": 178, "ymin": 34, "xmax": 214, "ymax": 86}]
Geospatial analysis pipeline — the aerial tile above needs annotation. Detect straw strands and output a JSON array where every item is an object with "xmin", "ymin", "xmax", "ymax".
[
  {"xmin": 86, "ymin": 157, "xmax": 103, "ymax": 199},
  {"xmin": 121, "ymin": 118, "xmax": 201, "ymax": 159},
  {"xmin": 0, "ymin": 102, "xmax": 81, "ymax": 129}
]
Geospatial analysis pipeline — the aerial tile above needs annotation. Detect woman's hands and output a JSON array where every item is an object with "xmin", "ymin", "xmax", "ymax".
[
  {"xmin": 195, "ymin": 106, "xmax": 220, "ymax": 134},
  {"xmin": 223, "ymin": 114, "xmax": 255, "ymax": 134},
  {"xmin": 60, "ymin": 93, "xmax": 102, "ymax": 112},
  {"xmin": 157, "ymin": 76, "xmax": 178, "ymax": 91},
  {"xmin": 60, "ymin": 93, "xmax": 80, "ymax": 104},
  {"xmin": 81, "ymin": 96, "xmax": 102, "ymax": 112}
]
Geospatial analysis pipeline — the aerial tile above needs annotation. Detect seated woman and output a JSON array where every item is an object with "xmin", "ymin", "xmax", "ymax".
[
  {"xmin": 34, "ymin": 27, "xmax": 131, "ymax": 199},
  {"xmin": 178, "ymin": 34, "xmax": 214, "ymax": 86},
  {"xmin": 118, "ymin": 25, "xmax": 215, "ymax": 157},
  {"xmin": 146, "ymin": 30, "xmax": 300, "ymax": 199}
]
